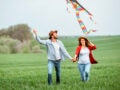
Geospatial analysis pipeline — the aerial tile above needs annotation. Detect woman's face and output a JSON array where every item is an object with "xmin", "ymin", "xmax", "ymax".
[{"xmin": 81, "ymin": 39, "xmax": 85, "ymax": 45}]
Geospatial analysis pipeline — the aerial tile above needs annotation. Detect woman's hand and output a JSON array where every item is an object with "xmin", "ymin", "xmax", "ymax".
[
  {"xmin": 72, "ymin": 57, "xmax": 77, "ymax": 62},
  {"xmin": 88, "ymin": 40, "xmax": 94, "ymax": 46}
]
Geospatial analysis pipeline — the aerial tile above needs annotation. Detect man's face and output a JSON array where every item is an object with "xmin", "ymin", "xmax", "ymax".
[{"xmin": 52, "ymin": 32, "xmax": 58, "ymax": 39}]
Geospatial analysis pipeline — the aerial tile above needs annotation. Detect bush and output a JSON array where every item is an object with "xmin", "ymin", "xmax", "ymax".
[
  {"xmin": 21, "ymin": 45, "xmax": 31, "ymax": 53},
  {"xmin": 30, "ymin": 39, "xmax": 38, "ymax": 47},
  {"xmin": 0, "ymin": 45, "xmax": 10, "ymax": 54},
  {"xmin": 0, "ymin": 37, "xmax": 21, "ymax": 53},
  {"xmin": 32, "ymin": 45, "xmax": 41, "ymax": 53},
  {"xmin": 0, "ymin": 37, "xmax": 43, "ymax": 54},
  {"xmin": 15, "ymin": 41, "xmax": 31, "ymax": 53},
  {"xmin": 0, "ymin": 24, "xmax": 33, "ymax": 42}
]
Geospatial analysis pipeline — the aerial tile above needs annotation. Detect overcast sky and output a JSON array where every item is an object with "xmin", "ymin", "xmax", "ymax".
[{"xmin": 0, "ymin": 0, "xmax": 120, "ymax": 36}]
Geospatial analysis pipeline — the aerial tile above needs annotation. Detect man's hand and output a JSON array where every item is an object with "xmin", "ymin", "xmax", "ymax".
[
  {"xmin": 71, "ymin": 58, "xmax": 77, "ymax": 63},
  {"xmin": 33, "ymin": 29, "xmax": 37, "ymax": 36}
]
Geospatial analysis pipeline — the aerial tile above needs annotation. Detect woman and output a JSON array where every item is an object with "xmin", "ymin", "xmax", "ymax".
[{"xmin": 73, "ymin": 36, "xmax": 97, "ymax": 82}]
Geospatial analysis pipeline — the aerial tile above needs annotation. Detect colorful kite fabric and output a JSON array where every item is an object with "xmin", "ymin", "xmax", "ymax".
[{"xmin": 66, "ymin": 0, "xmax": 96, "ymax": 35}]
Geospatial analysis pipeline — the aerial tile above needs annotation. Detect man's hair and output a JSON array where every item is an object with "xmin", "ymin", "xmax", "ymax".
[{"xmin": 49, "ymin": 30, "xmax": 57, "ymax": 39}]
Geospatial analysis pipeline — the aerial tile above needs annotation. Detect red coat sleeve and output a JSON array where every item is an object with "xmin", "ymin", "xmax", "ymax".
[
  {"xmin": 89, "ymin": 45, "xmax": 96, "ymax": 50},
  {"xmin": 75, "ymin": 46, "xmax": 81, "ymax": 57}
]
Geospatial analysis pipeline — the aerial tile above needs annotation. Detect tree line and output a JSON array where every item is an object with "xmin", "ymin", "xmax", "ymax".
[
  {"xmin": 0, "ymin": 24, "xmax": 33, "ymax": 42},
  {"xmin": 0, "ymin": 24, "xmax": 42, "ymax": 54}
]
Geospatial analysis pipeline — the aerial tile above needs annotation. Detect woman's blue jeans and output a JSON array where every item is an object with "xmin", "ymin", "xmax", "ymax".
[
  {"xmin": 78, "ymin": 63, "xmax": 91, "ymax": 82},
  {"xmin": 48, "ymin": 60, "xmax": 61, "ymax": 85}
]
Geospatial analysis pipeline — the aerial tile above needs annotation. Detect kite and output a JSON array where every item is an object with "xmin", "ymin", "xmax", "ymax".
[{"xmin": 65, "ymin": 0, "xmax": 96, "ymax": 35}]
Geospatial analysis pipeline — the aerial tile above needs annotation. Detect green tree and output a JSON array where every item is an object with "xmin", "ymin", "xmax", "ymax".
[{"xmin": 0, "ymin": 24, "xmax": 33, "ymax": 42}]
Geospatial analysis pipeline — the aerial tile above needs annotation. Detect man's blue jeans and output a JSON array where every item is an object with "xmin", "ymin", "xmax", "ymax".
[
  {"xmin": 48, "ymin": 60, "xmax": 61, "ymax": 85},
  {"xmin": 78, "ymin": 63, "xmax": 91, "ymax": 81}
]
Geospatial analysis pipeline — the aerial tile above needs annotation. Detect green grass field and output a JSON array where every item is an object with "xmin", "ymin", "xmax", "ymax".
[{"xmin": 0, "ymin": 36, "xmax": 120, "ymax": 90}]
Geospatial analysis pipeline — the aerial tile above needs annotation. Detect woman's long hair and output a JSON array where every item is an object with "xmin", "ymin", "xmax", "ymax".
[{"xmin": 78, "ymin": 37, "xmax": 89, "ymax": 47}]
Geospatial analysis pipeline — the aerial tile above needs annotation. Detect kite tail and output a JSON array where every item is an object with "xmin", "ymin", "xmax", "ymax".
[
  {"xmin": 66, "ymin": 0, "xmax": 69, "ymax": 3},
  {"xmin": 66, "ymin": 0, "xmax": 71, "ymax": 13},
  {"xmin": 66, "ymin": 6, "xmax": 70, "ymax": 13},
  {"xmin": 76, "ymin": 11, "xmax": 96, "ymax": 35},
  {"xmin": 87, "ymin": 29, "xmax": 97, "ymax": 34},
  {"xmin": 75, "ymin": 2, "xmax": 96, "ymax": 24},
  {"xmin": 88, "ymin": 14, "xmax": 96, "ymax": 24},
  {"xmin": 76, "ymin": 11, "xmax": 88, "ymax": 34},
  {"xmin": 66, "ymin": 0, "xmax": 97, "ymax": 35}
]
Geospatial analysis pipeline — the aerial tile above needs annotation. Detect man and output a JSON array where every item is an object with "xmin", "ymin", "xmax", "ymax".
[{"xmin": 33, "ymin": 29, "xmax": 73, "ymax": 85}]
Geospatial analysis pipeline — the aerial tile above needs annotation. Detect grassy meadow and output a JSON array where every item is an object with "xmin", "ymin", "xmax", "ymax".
[{"xmin": 0, "ymin": 36, "xmax": 120, "ymax": 90}]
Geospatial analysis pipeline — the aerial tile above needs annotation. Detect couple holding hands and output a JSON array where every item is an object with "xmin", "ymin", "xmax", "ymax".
[{"xmin": 33, "ymin": 29, "xmax": 97, "ymax": 85}]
